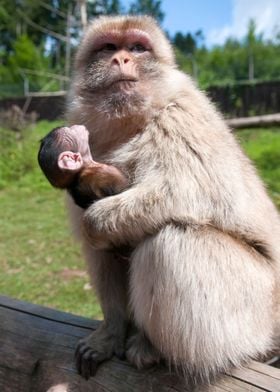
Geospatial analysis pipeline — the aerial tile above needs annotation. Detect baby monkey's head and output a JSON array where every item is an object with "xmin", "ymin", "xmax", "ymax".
[{"xmin": 38, "ymin": 125, "xmax": 91, "ymax": 188}]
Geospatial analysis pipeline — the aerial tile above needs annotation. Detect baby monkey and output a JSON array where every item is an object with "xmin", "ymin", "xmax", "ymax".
[{"xmin": 38, "ymin": 125, "xmax": 128, "ymax": 208}]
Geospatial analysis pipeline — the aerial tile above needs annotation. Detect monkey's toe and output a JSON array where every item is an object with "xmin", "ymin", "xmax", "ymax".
[
  {"xmin": 75, "ymin": 328, "xmax": 126, "ymax": 379},
  {"xmin": 126, "ymin": 332, "xmax": 161, "ymax": 369},
  {"xmin": 75, "ymin": 342, "xmax": 102, "ymax": 379}
]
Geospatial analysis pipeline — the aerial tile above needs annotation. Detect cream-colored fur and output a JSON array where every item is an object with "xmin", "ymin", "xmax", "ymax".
[{"xmin": 68, "ymin": 15, "xmax": 280, "ymax": 383}]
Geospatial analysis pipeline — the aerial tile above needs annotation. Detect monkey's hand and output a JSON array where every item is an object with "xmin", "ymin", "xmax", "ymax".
[
  {"xmin": 82, "ymin": 194, "xmax": 131, "ymax": 249},
  {"xmin": 83, "ymin": 184, "xmax": 170, "ymax": 249}
]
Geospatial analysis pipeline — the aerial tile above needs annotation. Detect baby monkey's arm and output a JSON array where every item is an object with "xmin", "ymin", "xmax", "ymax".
[{"xmin": 66, "ymin": 159, "xmax": 128, "ymax": 209}]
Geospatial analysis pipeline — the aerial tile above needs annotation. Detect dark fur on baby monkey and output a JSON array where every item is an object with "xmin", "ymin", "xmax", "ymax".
[{"xmin": 38, "ymin": 125, "xmax": 128, "ymax": 209}]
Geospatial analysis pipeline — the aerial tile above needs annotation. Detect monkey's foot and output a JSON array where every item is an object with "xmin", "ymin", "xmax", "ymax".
[
  {"xmin": 126, "ymin": 332, "xmax": 161, "ymax": 369},
  {"xmin": 75, "ymin": 325, "xmax": 126, "ymax": 379}
]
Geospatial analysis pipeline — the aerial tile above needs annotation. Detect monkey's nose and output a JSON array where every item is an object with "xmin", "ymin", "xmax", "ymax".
[{"xmin": 111, "ymin": 53, "xmax": 131, "ymax": 66}]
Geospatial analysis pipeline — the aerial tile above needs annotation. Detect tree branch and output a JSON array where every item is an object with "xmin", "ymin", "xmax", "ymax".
[{"xmin": 17, "ymin": 9, "xmax": 68, "ymax": 42}]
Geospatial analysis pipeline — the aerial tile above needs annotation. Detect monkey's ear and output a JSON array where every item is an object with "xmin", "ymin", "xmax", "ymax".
[{"xmin": 58, "ymin": 151, "xmax": 83, "ymax": 172}]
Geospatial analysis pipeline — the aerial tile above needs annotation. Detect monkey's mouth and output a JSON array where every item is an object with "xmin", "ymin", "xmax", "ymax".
[{"xmin": 110, "ymin": 78, "xmax": 138, "ymax": 87}]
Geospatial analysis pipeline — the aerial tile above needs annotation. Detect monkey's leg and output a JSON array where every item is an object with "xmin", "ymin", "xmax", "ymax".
[
  {"xmin": 129, "ymin": 224, "xmax": 275, "ymax": 382},
  {"xmin": 75, "ymin": 248, "xmax": 129, "ymax": 379}
]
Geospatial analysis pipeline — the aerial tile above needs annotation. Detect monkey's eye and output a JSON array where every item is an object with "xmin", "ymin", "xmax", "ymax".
[
  {"xmin": 129, "ymin": 43, "xmax": 146, "ymax": 53},
  {"xmin": 102, "ymin": 43, "xmax": 117, "ymax": 51}
]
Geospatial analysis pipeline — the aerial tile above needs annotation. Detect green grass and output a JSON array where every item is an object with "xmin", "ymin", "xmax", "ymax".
[
  {"xmin": 0, "ymin": 122, "xmax": 279, "ymax": 319},
  {"xmin": 236, "ymin": 128, "xmax": 280, "ymax": 208}
]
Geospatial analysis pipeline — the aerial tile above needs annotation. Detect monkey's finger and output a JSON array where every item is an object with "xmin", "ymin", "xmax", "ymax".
[
  {"xmin": 87, "ymin": 351, "xmax": 111, "ymax": 377},
  {"xmin": 74, "ymin": 341, "xmax": 86, "ymax": 364},
  {"xmin": 75, "ymin": 343, "xmax": 91, "ymax": 375},
  {"xmin": 89, "ymin": 353, "xmax": 99, "ymax": 376},
  {"xmin": 91, "ymin": 351, "xmax": 111, "ymax": 363},
  {"xmin": 80, "ymin": 349, "xmax": 94, "ymax": 380},
  {"xmin": 74, "ymin": 341, "xmax": 85, "ymax": 358}
]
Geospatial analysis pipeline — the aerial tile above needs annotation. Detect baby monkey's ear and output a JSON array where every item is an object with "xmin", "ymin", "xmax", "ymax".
[{"xmin": 58, "ymin": 151, "xmax": 83, "ymax": 172}]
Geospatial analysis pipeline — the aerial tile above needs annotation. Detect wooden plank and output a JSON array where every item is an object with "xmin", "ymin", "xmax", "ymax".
[
  {"xmin": 0, "ymin": 295, "xmax": 98, "ymax": 329},
  {"xmin": 248, "ymin": 361, "xmax": 280, "ymax": 381},
  {"xmin": 0, "ymin": 298, "xmax": 187, "ymax": 392},
  {"xmin": 228, "ymin": 366, "xmax": 280, "ymax": 391},
  {"xmin": 214, "ymin": 375, "xmax": 266, "ymax": 391},
  {"xmin": 1, "ymin": 296, "xmax": 280, "ymax": 392}
]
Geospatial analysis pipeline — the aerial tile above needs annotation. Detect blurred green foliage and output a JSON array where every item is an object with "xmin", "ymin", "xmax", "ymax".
[
  {"xmin": 0, "ymin": 0, "xmax": 164, "ymax": 96},
  {"xmin": 176, "ymin": 20, "xmax": 280, "ymax": 88}
]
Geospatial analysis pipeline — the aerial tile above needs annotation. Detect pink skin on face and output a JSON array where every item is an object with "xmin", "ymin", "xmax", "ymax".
[{"xmin": 92, "ymin": 29, "xmax": 153, "ymax": 51}]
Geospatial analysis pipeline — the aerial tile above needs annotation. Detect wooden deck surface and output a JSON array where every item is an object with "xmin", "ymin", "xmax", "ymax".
[{"xmin": 0, "ymin": 295, "xmax": 279, "ymax": 392}]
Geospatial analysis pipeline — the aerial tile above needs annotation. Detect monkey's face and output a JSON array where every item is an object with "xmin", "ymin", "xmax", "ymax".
[
  {"xmin": 74, "ymin": 16, "xmax": 175, "ymax": 117},
  {"xmin": 80, "ymin": 32, "xmax": 157, "ymax": 110}
]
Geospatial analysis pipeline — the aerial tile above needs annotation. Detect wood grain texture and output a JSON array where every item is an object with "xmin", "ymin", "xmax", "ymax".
[{"xmin": 0, "ymin": 296, "xmax": 279, "ymax": 392}]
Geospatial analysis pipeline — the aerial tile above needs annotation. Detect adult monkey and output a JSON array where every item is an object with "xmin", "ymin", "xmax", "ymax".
[{"xmin": 68, "ymin": 15, "xmax": 280, "ymax": 383}]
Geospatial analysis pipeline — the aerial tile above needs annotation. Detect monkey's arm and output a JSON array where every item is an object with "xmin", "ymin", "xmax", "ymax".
[
  {"xmin": 84, "ymin": 187, "xmax": 164, "ymax": 249},
  {"xmin": 82, "ymin": 176, "xmax": 181, "ymax": 249},
  {"xmin": 82, "ymin": 126, "xmax": 202, "ymax": 248}
]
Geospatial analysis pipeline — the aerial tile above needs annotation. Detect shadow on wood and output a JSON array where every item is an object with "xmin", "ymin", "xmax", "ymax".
[{"xmin": 0, "ymin": 296, "xmax": 279, "ymax": 392}]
